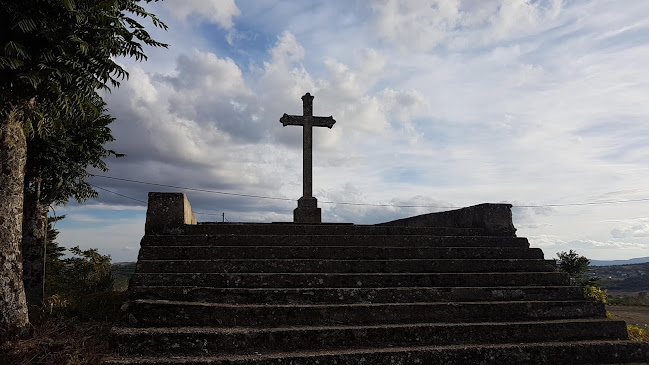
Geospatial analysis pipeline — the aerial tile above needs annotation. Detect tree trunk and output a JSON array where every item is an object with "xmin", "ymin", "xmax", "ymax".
[
  {"xmin": 22, "ymin": 177, "xmax": 48, "ymax": 306},
  {"xmin": 0, "ymin": 105, "xmax": 30, "ymax": 339}
]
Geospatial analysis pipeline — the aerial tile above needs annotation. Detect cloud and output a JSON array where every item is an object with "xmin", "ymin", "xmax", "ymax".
[
  {"xmin": 528, "ymin": 235, "xmax": 649, "ymax": 251},
  {"xmin": 488, "ymin": 0, "xmax": 563, "ymax": 41},
  {"xmin": 321, "ymin": 183, "xmax": 457, "ymax": 224},
  {"xmin": 611, "ymin": 221, "xmax": 649, "ymax": 238},
  {"xmin": 370, "ymin": 0, "xmax": 564, "ymax": 51},
  {"xmin": 370, "ymin": 0, "xmax": 461, "ymax": 51},
  {"xmin": 162, "ymin": 0, "xmax": 240, "ymax": 29}
]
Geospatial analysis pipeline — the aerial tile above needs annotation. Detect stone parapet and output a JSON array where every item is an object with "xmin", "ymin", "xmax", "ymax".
[
  {"xmin": 376, "ymin": 203, "xmax": 516, "ymax": 236},
  {"xmin": 144, "ymin": 192, "xmax": 196, "ymax": 235}
]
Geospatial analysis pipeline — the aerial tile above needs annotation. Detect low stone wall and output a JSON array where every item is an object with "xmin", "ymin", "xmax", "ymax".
[
  {"xmin": 376, "ymin": 203, "xmax": 516, "ymax": 236},
  {"xmin": 144, "ymin": 192, "xmax": 196, "ymax": 235}
]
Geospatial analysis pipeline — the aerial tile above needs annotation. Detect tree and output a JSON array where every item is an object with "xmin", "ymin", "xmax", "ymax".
[
  {"xmin": 44, "ymin": 215, "xmax": 66, "ymax": 297},
  {"xmin": 22, "ymin": 97, "xmax": 121, "ymax": 305},
  {"xmin": 556, "ymin": 249, "xmax": 591, "ymax": 283},
  {"xmin": 556, "ymin": 249, "xmax": 601, "ymax": 286},
  {"xmin": 556, "ymin": 250, "xmax": 606, "ymax": 302},
  {"xmin": 0, "ymin": 0, "xmax": 167, "ymax": 338}
]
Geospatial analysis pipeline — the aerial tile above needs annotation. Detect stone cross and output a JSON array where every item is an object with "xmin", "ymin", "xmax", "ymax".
[{"xmin": 280, "ymin": 93, "xmax": 336, "ymax": 223}]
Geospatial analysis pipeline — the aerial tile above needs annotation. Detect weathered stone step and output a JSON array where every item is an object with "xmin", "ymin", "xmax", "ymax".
[
  {"xmin": 111, "ymin": 319, "xmax": 628, "ymax": 356},
  {"xmin": 102, "ymin": 340, "xmax": 649, "ymax": 365},
  {"xmin": 129, "ymin": 272, "xmax": 569, "ymax": 288},
  {"xmin": 135, "ymin": 259, "xmax": 556, "ymax": 274},
  {"xmin": 185, "ymin": 224, "xmax": 487, "ymax": 236},
  {"xmin": 123, "ymin": 300, "xmax": 604, "ymax": 327},
  {"xmin": 140, "ymin": 234, "xmax": 529, "ymax": 247},
  {"xmin": 137, "ymin": 246, "xmax": 543, "ymax": 260},
  {"xmin": 127, "ymin": 285, "xmax": 586, "ymax": 304}
]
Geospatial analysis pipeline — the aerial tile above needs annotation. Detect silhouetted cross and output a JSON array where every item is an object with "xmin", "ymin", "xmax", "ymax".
[{"xmin": 280, "ymin": 93, "xmax": 336, "ymax": 199}]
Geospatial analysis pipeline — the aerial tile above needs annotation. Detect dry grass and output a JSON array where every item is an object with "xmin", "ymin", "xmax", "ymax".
[
  {"xmin": 0, "ymin": 291, "xmax": 124, "ymax": 365},
  {"xmin": 0, "ymin": 319, "xmax": 114, "ymax": 365}
]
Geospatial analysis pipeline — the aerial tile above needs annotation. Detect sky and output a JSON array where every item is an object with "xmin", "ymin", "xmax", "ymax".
[{"xmin": 54, "ymin": 0, "xmax": 649, "ymax": 263}]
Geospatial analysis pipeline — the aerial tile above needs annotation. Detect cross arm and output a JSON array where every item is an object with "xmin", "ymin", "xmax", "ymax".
[
  {"xmin": 280, "ymin": 114, "xmax": 336, "ymax": 129},
  {"xmin": 280, "ymin": 114, "xmax": 303, "ymax": 127},
  {"xmin": 312, "ymin": 116, "xmax": 336, "ymax": 129}
]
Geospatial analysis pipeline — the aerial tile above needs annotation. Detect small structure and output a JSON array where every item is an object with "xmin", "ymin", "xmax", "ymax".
[{"xmin": 280, "ymin": 93, "xmax": 335, "ymax": 223}]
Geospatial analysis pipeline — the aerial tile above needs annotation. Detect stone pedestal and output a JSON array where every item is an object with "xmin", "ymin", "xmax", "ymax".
[{"xmin": 294, "ymin": 196, "xmax": 321, "ymax": 224}]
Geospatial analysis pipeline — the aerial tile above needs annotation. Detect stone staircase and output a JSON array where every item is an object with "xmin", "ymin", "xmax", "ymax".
[{"xmin": 103, "ymin": 194, "xmax": 649, "ymax": 364}]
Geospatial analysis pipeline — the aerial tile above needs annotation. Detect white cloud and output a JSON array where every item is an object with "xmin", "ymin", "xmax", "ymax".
[
  {"xmin": 488, "ymin": 0, "xmax": 562, "ymax": 41},
  {"xmin": 370, "ymin": 0, "xmax": 461, "ymax": 51},
  {"xmin": 163, "ymin": 0, "xmax": 240, "ymax": 29},
  {"xmin": 611, "ymin": 221, "xmax": 649, "ymax": 238},
  {"xmin": 172, "ymin": 50, "xmax": 251, "ymax": 96},
  {"xmin": 370, "ymin": 0, "xmax": 564, "ymax": 50}
]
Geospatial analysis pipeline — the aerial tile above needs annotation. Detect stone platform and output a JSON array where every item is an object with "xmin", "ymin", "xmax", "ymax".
[{"xmin": 102, "ymin": 193, "xmax": 649, "ymax": 364}]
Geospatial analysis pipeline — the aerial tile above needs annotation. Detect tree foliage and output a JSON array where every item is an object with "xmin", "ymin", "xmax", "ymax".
[
  {"xmin": 556, "ymin": 249, "xmax": 591, "ymax": 282},
  {"xmin": 556, "ymin": 250, "xmax": 605, "ymax": 303},
  {"xmin": 25, "ymin": 97, "xmax": 122, "ymax": 207},
  {"xmin": 44, "ymin": 215, "xmax": 66, "ymax": 297},
  {"xmin": 44, "ymin": 216, "xmax": 113, "ymax": 297},
  {"xmin": 0, "ymin": 0, "xmax": 168, "ymax": 134}
]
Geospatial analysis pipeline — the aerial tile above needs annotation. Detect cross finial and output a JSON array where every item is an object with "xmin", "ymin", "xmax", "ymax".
[{"xmin": 302, "ymin": 93, "xmax": 314, "ymax": 116}]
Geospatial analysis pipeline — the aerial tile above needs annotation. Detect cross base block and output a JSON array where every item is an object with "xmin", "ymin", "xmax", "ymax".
[{"xmin": 294, "ymin": 197, "xmax": 321, "ymax": 224}]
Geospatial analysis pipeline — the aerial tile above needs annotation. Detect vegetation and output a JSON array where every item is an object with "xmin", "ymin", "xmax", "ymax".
[
  {"xmin": 23, "ymin": 98, "xmax": 122, "ymax": 306},
  {"xmin": 556, "ymin": 250, "xmax": 608, "ymax": 304},
  {"xmin": 590, "ymin": 263, "xmax": 649, "ymax": 292},
  {"xmin": 0, "ymin": 0, "xmax": 167, "ymax": 337},
  {"xmin": 1, "ymin": 217, "xmax": 125, "ymax": 364},
  {"xmin": 608, "ymin": 292, "xmax": 649, "ymax": 307},
  {"xmin": 583, "ymin": 285, "xmax": 608, "ymax": 304},
  {"xmin": 627, "ymin": 324, "xmax": 649, "ymax": 342}
]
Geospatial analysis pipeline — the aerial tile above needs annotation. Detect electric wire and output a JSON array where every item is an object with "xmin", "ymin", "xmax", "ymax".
[{"xmin": 91, "ymin": 174, "xmax": 649, "ymax": 210}]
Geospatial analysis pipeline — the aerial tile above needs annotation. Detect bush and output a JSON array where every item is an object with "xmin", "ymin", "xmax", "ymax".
[
  {"xmin": 57, "ymin": 246, "xmax": 114, "ymax": 297},
  {"xmin": 627, "ymin": 324, "xmax": 649, "ymax": 342},
  {"xmin": 556, "ymin": 250, "xmax": 607, "ymax": 303},
  {"xmin": 584, "ymin": 285, "xmax": 607, "ymax": 304}
]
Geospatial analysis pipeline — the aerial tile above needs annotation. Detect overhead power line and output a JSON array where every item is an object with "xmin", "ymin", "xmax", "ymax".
[
  {"xmin": 89, "ymin": 183, "xmax": 226, "ymax": 216},
  {"xmin": 89, "ymin": 183, "xmax": 147, "ymax": 204},
  {"xmin": 91, "ymin": 174, "xmax": 649, "ymax": 209},
  {"xmin": 93, "ymin": 175, "xmax": 295, "ymax": 202}
]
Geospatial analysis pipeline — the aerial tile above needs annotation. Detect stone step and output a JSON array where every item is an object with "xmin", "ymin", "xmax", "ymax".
[
  {"xmin": 140, "ymin": 234, "xmax": 529, "ymax": 247},
  {"xmin": 185, "ymin": 224, "xmax": 487, "ymax": 236},
  {"xmin": 111, "ymin": 319, "xmax": 628, "ymax": 356},
  {"xmin": 129, "ymin": 272, "xmax": 569, "ymax": 288},
  {"xmin": 137, "ymin": 246, "xmax": 543, "ymax": 260},
  {"xmin": 102, "ymin": 340, "xmax": 649, "ymax": 365},
  {"xmin": 126, "ymin": 286, "xmax": 586, "ymax": 304},
  {"xmin": 123, "ymin": 300, "xmax": 605, "ymax": 327},
  {"xmin": 135, "ymin": 259, "xmax": 556, "ymax": 274}
]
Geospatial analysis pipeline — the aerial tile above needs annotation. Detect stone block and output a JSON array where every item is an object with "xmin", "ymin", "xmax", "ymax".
[
  {"xmin": 144, "ymin": 192, "xmax": 196, "ymax": 235},
  {"xmin": 294, "ymin": 196, "xmax": 321, "ymax": 223}
]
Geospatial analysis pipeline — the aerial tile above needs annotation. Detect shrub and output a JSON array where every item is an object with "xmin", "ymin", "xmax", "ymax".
[
  {"xmin": 584, "ymin": 285, "xmax": 607, "ymax": 304},
  {"xmin": 627, "ymin": 324, "xmax": 649, "ymax": 342}
]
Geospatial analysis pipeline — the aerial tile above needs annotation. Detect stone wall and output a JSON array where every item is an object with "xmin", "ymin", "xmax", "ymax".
[{"xmin": 376, "ymin": 203, "xmax": 516, "ymax": 236}]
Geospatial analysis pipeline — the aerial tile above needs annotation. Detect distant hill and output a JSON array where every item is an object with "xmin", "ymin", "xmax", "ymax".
[
  {"xmin": 588, "ymin": 262, "xmax": 649, "ymax": 292},
  {"xmin": 590, "ymin": 257, "xmax": 649, "ymax": 266}
]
